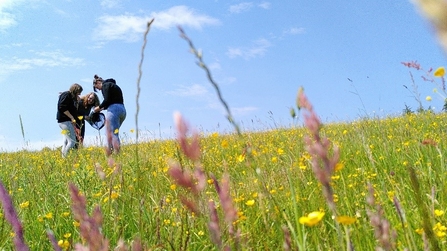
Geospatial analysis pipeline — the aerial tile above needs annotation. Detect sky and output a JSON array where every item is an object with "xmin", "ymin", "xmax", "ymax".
[{"xmin": 0, "ymin": 0, "xmax": 446, "ymax": 152}]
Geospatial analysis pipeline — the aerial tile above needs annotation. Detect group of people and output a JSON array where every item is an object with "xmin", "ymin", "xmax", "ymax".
[{"xmin": 56, "ymin": 75, "xmax": 126, "ymax": 157}]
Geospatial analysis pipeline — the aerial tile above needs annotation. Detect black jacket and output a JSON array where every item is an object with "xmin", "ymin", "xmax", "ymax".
[
  {"xmin": 57, "ymin": 91, "xmax": 78, "ymax": 123},
  {"xmin": 99, "ymin": 79, "xmax": 124, "ymax": 109}
]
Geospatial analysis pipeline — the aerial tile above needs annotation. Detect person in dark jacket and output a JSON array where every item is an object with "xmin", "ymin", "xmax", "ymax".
[
  {"xmin": 75, "ymin": 92, "xmax": 100, "ymax": 147},
  {"xmin": 57, "ymin": 83, "xmax": 83, "ymax": 157},
  {"xmin": 93, "ymin": 74, "xmax": 126, "ymax": 155}
]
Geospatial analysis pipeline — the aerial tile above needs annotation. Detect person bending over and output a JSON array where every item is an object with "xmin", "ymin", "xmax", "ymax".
[{"xmin": 93, "ymin": 74, "xmax": 126, "ymax": 155}]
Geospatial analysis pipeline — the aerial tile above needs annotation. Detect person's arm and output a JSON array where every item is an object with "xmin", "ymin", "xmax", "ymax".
[
  {"xmin": 58, "ymin": 92, "xmax": 76, "ymax": 123},
  {"xmin": 63, "ymin": 110, "xmax": 76, "ymax": 124},
  {"xmin": 99, "ymin": 82, "xmax": 111, "ymax": 109}
]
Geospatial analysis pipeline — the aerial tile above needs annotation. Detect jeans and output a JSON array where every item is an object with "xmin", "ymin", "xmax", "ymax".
[
  {"xmin": 105, "ymin": 104, "xmax": 126, "ymax": 153},
  {"xmin": 58, "ymin": 121, "xmax": 77, "ymax": 157}
]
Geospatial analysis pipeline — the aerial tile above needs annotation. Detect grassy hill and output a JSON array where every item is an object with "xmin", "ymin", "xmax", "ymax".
[{"xmin": 0, "ymin": 111, "xmax": 446, "ymax": 250}]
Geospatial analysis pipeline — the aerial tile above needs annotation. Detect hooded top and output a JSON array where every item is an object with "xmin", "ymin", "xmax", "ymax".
[
  {"xmin": 57, "ymin": 91, "xmax": 78, "ymax": 123},
  {"xmin": 98, "ymin": 78, "xmax": 124, "ymax": 110}
]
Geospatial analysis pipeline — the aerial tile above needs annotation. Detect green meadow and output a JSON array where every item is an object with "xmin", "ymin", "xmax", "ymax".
[{"xmin": 1, "ymin": 110, "xmax": 447, "ymax": 250}]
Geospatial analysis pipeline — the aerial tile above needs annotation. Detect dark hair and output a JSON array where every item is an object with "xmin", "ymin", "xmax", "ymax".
[
  {"xmin": 69, "ymin": 83, "xmax": 83, "ymax": 98},
  {"xmin": 93, "ymin": 74, "xmax": 103, "ymax": 92}
]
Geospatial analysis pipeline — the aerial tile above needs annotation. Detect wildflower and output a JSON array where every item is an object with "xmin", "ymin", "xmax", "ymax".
[
  {"xmin": 336, "ymin": 215, "xmax": 357, "ymax": 225},
  {"xmin": 277, "ymin": 148, "xmax": 284, "ymax": 155},
  {"xmin": 426, "ymin": 96, "xmax": 432, "ymax": 101},
  {"xmin": 78, "ymin": 116, "xmax": 83, "ymax": 120},
  {"xmin": 45, "ymin": 212, "xmax": 53, "ymax": 219},
  {"xmin": 198, "ymin": 230, "xmax": 204, "ymax": 236},
  {"xmin": 19, "ymin": 201, "xmax": 29, "ymax": 209},
  {"xmin": 62, "ymin": 212, "xmax": 70, "ymax": 217},
  {"xmin": 130, "ymin": 129, "xmax": 135, "ymax": 133},
  {"xmin": 435, "ymin": 209, "xmax": 445, "ymax": 217},
  {"xmin": 271, "ymin": 157, "xmax": 278, "ymax": 163},
  {"xmin": 434, "ymin": 67, "xmax": 445, "ymax": 77},
  {"xmin": 237, "ymin": 154, "xmax": 245, "ymax": 162},
  {"xmin": 111, "ymin": 191, "xmax": 119, "ymax": 200},
  {"xmin": 58, "ymin": 239, "xmax": 70, "ymax": 249},
  {"xmin": 245, "ymin": 199, "xmax": 255, "ymax": 206},
  {"xmin": 61, "ymin": 129, "xmax": 68, "ymax": 135},
  {"xmin": 433, "ymin": 222, "xmax": 447, "ymax": 237},
  {"xmin": 415, "ymin": 228, "xmax": 424, "ymax": 235},
  {"xmin": 299, "ymin": 211, "xmax": 325, "ymax": 226},
  {"xmin": 114, "ymin": 129, "xmax": 119, "ymax": 134},
  {"xmin": 334, "ymin": 162, "xmax": 344, "ymax": 171},
  {"xmin": 221, "ymin": 139, "xmax": 229, "ymax": 148},
  {"xmin": 170, "ymin": 184, "xmax": 177, "ymax": 190}
]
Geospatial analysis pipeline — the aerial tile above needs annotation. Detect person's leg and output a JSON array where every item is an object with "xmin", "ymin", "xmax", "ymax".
[
  {"xmin": 79, "ymin": 121, "xmax": 85, "ymax": 147},
  {"xmin": 106, "ymin": 104, "xmax": 126, "ymax": 154},
  {"xmin": 59, "ymin": 121, "xmax": 76, "ymax": 157}
]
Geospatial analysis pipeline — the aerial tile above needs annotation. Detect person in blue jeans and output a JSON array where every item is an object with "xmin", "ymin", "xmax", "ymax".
[
  {"xmin": 57, "ymin": 83, "xmax": 83, "ymax": 157},
  {"xmin": 93, "ymin": 74, "xmax": 126, "ymax": 155}
]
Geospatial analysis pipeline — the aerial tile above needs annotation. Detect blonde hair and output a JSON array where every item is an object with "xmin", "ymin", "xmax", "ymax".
[{"xmin": 81, "ymin": 92, "xmax": 100, "ymax": 107}]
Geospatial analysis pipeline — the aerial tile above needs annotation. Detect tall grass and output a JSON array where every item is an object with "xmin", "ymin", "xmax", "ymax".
[
  {"xmin": 1, "ymin": 110, "xmax": 447, "ymax": 250},
  {"xmin": 2, "ymin": 4, "xmax": 447, "ymax": 249}
]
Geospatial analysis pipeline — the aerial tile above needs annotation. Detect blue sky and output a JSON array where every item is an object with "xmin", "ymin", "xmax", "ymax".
[{"xmin": 0, "ymin": 0, "xmax": 446, "ymax": 152}]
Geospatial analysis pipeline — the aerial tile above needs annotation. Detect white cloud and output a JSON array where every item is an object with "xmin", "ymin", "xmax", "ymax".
[
  {"xmin": 229, "ymin": 2, "xmax": 253, "ymax": 13},
  {"xmin": 94, "ymin": 14, "xmax": 148, "ymax": 42},
  {"xmin": 284, "ymin": 27, "xmax": 305, "ymax": 35},
  {"xmin": 167, "ymin": 84, "xmax": 208, "ymax": 97},
  {"xmin": 0, "ymin": 50, "xmax": 84, "ymax": 75},
  {"xmin": 94, "ymin": 6, "xmax": 220, "ymax": 42},
  {"xmin": 258, "ymin": 2, "xmax": 271, "ymax": 9},
  {"xmin": 151, "ymin": 5, "xmax": 220, "ymax": 30},
  {"xmin": 101, "ymin": 0, "xmax": 123, "ymax": 9},
  {"xmin": 227, "ymin": 38, "xmax": 272, "ymax": 60},
  {"xmin": 0, "ymin": 0, "xmax": 19, "ymax": 31}
]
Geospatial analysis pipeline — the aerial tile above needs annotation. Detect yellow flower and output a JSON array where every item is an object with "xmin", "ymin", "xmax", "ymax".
[
  {"xmin": 435, "ymin": 209, "xmax": 445, "ymax": 217},
  {"xmin": 58, "ymin": 239, "xmax": 70, "ymax": 249},
  {"xmin": 62, "ymin": 212, "xmax": 70, "ymax": 217},
  {"xmin": 334, "ymin": 162, "xmax": 344, "ymax": 171},
  {"xmin": 45, "ymin": 212, "xmax": 53, "ymax": 219},
  {"xmin": 237, "ymin": 154, "xmax": 245, "ymax": 162},
  {"xmin": 111, "ymin": 191, "xmax": 119, "ymax": 200},
  {"xmin": 245, "ymin": 199, "xmax": 255, "ymax": 206},
  {"xmin": 415, "ymin": 228, "xmax": 424, "ymax": 235},
  {"xmin": 114, "ymin": 129, "xmax": 119, "ymax": 134},
  {"xmin": 426, "ymin": 96, "xmax": 432, "ymax": 101},
  {"xmin": 130, "ymin": 129, "xmax": 135, "ymax": 133},
  {"xmin": 63, "ymin": 233, "xmax": 72, "ymax": 239},
  {"xmin": 434, "ymin": 67, "xmax": 445, "ymax": 77},
  {"xmin": 221, "ymin": 139, "xmax": 229, "ymax": 148},
  {"xmin": 61, "ymin": 129, "xmax": 69, "ymax": 135},
  {"xmin": 198, "ymin": 230, "xmax": 204, "ymax": 236},
  {"xmin": 19, "ymin": 201, "xmax": 29, "ymax": 209},
  {"xmin": 77, "ymin": 116, "xmax": 84, "ymax": 120},
  {"xmin": 336, "ymin": 215, "xmax": 357, "ymax": 225},
  {"xmin": 73, "ymin": 221, "xmax": 80, "ymax": 227},
  {"xmin": 170, "ymin": 184, "xmax": 177, "ymax": 190},
  {"xmin": 299, "ymin": 211, "xmax": 325, "ymax": 226},
  {"xmin": 277, "ymin": 148, "xmax": 284, "ymax": 155}
]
